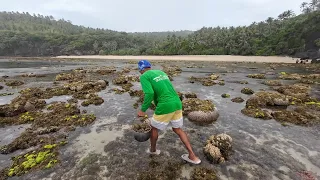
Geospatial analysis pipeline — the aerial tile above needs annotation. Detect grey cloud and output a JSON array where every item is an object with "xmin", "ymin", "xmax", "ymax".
[{"xmin": 1, "ymin": 0, "xmax": 306, "ymax": 32}]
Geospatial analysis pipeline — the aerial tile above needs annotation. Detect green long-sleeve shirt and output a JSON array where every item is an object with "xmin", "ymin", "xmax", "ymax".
[{"xmin": 140, "ymin": 70, "xmax": 182, "ymax": 115}]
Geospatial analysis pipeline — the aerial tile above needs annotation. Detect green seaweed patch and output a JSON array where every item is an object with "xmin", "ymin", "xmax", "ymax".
[
  {"xmin": 6, "ymin": 146, "xmax": 59, "ymax": 177},
  {"xmin": 19, "ymin": 112, "xmax": 35, "ymax": 123}
]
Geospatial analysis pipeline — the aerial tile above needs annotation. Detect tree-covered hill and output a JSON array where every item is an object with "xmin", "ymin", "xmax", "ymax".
[{"xmin": 0, "ymin": 0, "xmax": 319, "ymax": 58}]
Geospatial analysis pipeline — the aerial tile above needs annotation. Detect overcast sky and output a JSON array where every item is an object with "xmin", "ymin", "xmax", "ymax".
[{"xmin": 1, "ymin": 0, "xmax": 306, "ymax": 32}]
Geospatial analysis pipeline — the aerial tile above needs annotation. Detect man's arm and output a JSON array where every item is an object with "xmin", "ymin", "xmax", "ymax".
[{"xmin": 140, "ymin": 75, "xmax": 154, "ymax": 112}]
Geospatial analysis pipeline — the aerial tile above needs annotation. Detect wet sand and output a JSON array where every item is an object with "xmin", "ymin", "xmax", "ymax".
[{"xmin": 56, "ymin": 55, "xmax": 297, "ymax": 63}]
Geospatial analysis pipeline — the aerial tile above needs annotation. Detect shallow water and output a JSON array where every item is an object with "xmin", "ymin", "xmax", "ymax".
[{"xmin": 0, "ymin": 58, "xmax": 319, "ymax": 180}]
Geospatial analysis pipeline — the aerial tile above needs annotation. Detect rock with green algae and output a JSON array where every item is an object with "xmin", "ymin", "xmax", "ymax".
[
  {"xmin": 5, "ymin": 147, "xmax": 59, "ymax": 177},
  {"xmin": 241, "ymin": 88, "xmax": 254, "ymax": 95},
  {"xmin": 218, "ymin": 81, "xmax": 225, "ymax": 86},
  {"xmin": 204, "ymin": 133, "xmax": 233, "ymax": 164},
  {"xmin": 247, "ymin": 74, "xmax": 265, "ymax": 79},
  {"xmin": 241, "ymin": 107, "xmax": 272, "ymax": 120},
  {"xmin": 182, "ymin": 98, "xmax": 215, "ymax": 116},
  {"xmin": 221, "ymin": 93, "xmax": 230, "ymax": 98},
  {"xmin": 191, "ymin": 167, "xmax": 218, "ymax": 180}
]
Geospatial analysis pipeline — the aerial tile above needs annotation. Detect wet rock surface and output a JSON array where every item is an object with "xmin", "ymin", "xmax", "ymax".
[{"xmin": 0, "ymin": 59, "xmax": 320, "ymax": 180}]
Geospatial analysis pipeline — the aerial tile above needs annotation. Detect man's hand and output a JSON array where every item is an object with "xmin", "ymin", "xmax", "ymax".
[{"xmin": 137, "ymin": 110, "xmax": 147, "ymax": 117}]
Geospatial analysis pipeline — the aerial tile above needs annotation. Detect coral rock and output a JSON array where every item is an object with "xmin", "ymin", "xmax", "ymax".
[{"xmin": 187, "ymin": 110, "xmax": 219, "ymax": 125}]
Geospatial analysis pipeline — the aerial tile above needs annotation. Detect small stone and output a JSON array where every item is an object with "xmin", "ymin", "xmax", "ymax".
[{"xmin": 221, "ymin": 94, "xmax": 230, "ymax": 98}]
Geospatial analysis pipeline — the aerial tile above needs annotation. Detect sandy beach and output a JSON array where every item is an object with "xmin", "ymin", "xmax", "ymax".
[{"xmin": 56, "ymin": 55, "xmax": 297, "ymax": 63}]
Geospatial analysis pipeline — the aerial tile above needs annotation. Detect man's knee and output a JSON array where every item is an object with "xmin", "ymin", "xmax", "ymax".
[{"xmin": 172, "ymin": 127, "xmax": 182, "ymax": 134}]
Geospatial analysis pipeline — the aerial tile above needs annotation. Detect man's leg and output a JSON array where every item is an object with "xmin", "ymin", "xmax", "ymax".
[
  {"xmin": 150, "ymin": 126, "xmax": 158, "ymax": 152},
  {"xmin": 172, "ymin": 128, "xmax": 200, "ymax": 162}
]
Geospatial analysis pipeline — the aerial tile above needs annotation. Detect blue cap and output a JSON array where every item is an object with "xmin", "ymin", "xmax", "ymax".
[{"xmin": 138, "ymin": 60, "xmax": 151, "ymax": 71}]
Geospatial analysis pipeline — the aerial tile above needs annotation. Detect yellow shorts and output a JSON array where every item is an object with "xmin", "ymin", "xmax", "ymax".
[{"xmin": 151, "ymin": 110, "xmax": 183, "ymax": 130}]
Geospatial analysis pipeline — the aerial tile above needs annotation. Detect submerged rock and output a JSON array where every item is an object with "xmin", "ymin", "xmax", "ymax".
[
  {"xmin": 0, "ymin": 85, "xmax": 3, "ymax": 90},
  {"xmin": 246, "ymin": 74, "xmax": 265, "ymax": 79},
  {"xmin": 204, "ymin": 133, "xmax": 233, "ymax": 164},
  {"xmin": 231, "ymin": 97, "xmax": 244, "ymax": 103},
  {"xmin": 5, "ymin": 80, "xmax": 24, "ymax": 86},
  {"xmin": 241, "ymin": 88, "xmax": 254, "ymax": 95}
]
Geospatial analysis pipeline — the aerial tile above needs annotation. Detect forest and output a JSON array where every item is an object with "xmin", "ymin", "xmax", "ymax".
[{"xmin": 0, "ymin": 0, "xmax": 319, "ymax": 57}]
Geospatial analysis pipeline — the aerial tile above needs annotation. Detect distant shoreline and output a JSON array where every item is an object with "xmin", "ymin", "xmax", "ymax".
[{"xmin": 55, "ymin": 55, "xmax": 297, "ymax": 63}]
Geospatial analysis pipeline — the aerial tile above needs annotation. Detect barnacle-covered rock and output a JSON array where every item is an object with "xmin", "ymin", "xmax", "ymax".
[{"xmin": 203, "ymin": 133, "xmax": 232, "ymax": 164}]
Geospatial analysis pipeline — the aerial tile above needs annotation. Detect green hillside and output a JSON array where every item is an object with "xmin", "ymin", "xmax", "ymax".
[{"xmin": 0, "ymin": 0, "xmax": 319, "ymax": 57}]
